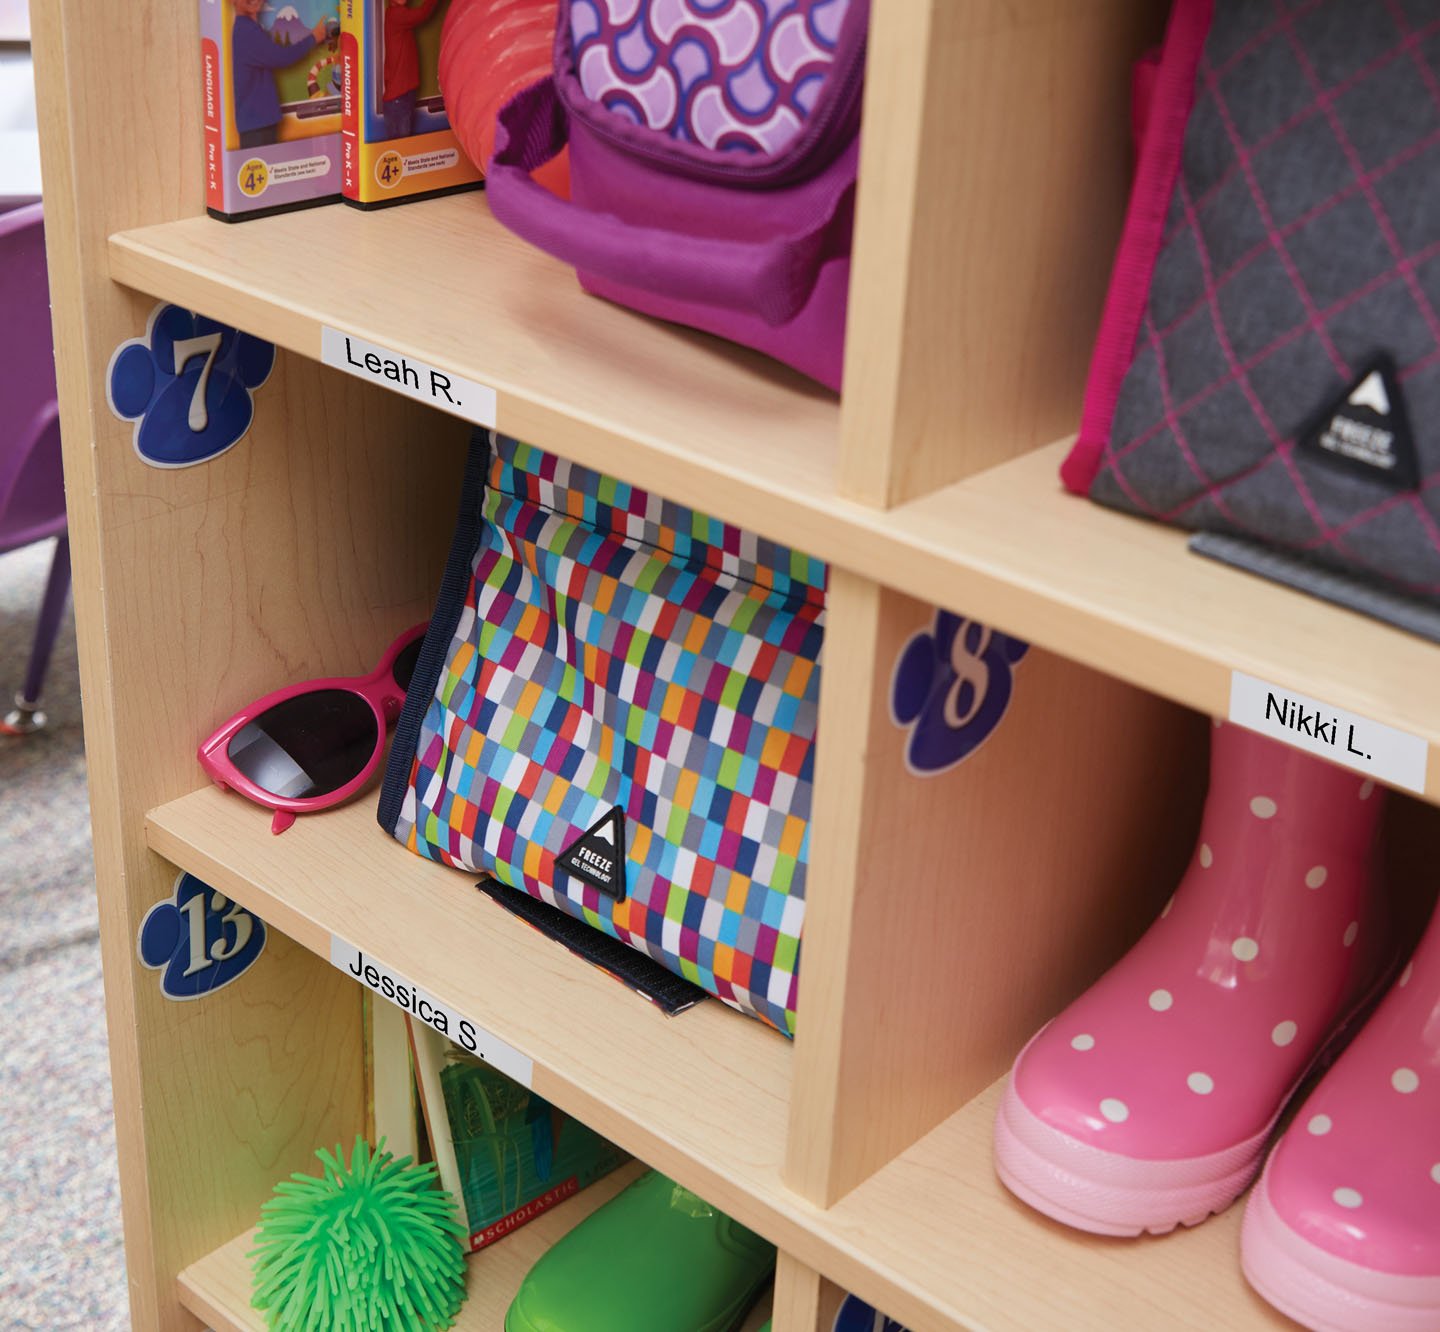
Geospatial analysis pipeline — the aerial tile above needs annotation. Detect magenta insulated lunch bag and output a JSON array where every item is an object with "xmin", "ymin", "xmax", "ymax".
[{"xmin": 486, "ymin": 0, "xmax": 868, "ymax": 391}]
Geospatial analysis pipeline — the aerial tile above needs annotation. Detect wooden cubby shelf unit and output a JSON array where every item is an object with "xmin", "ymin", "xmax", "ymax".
[{"xmin": 40, "ymin": 0, "xmax": 1436, "ymax": 1330}]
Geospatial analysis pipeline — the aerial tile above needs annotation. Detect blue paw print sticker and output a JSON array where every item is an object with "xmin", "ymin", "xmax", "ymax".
[
  {"xmin": 138, "ymin": 871, "xmax": 267, "ymax": 1000},
  {"xmin": 107, "ymin": 303, "xmax": 275, "ymax": 467},
  {"xmin": 891, "ymin": 610, "xmax": 1029, "ymax": 776},
  {"xmin": 834, "ymin": 1295, "xmax": 910, "ymax": 1332}
]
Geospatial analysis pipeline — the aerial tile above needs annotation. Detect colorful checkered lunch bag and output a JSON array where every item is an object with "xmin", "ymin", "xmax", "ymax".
[
  {"xmin": 482, "ymin": 0, "xmax": 868, "ymax": 391},
  {"xmin": 379, "ymin": 431, "xmax": 825, "ymax": 1034},
  {"xmin": 1063, "ymin": 0, "xmax": 1440, "ymax": 628}
]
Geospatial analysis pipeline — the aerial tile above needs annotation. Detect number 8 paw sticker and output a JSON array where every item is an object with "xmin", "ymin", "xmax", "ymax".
[
  {"xmin": 891, "ymin": 609, "xmax": 1029, "ymax": 776},
  {"xmin": 107, "ymin": 302, "xmax": 275, "ymax": 467},
  {"xmin": 139, "ymin": 871, "xmax": 267, "ymax": 1000}
]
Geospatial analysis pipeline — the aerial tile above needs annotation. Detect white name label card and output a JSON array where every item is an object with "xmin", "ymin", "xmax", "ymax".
[
  {"xmin": 321, "ymin": 327, "xmax": 498, "ymax": 427},
  {"xmin": 1229, "ymin": 671, "xmax": 1427, "ymax": 794},
  {"xmin": 330, "ymin": 935, "xmax": 533, "ymax": 1088}
]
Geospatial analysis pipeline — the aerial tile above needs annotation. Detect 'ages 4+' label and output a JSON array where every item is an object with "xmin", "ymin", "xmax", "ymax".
[{"xmin": 321, "ymin": 327, "xmax": 498, "ymax": 427}]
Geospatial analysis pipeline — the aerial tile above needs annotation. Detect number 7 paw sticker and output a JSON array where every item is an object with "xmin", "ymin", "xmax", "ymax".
[
  {"xmin": 107, "ymin": 303, "xmax": 275, "ymax": 467},
  {"xmin": 139, "ymin": 871, "xmax": 267, "ymax": 999}
]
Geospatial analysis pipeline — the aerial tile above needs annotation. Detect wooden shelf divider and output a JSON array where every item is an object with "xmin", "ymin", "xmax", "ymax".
[{"xmin": 177, "ymin": 1161, "xmax": 773, "ymax": 1332}]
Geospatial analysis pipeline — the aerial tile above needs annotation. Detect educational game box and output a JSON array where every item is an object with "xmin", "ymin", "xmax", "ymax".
[
  {"xmin": 200, "ymin": 0, "xmax": 344, "ymax": 221},
  {"xmin": 408, "ymin": 1020, "xmax": 628, "ymax": 1252},
  {"xmin": 340, "ymin": 0, "xmax": 483, "ymax": 207}
]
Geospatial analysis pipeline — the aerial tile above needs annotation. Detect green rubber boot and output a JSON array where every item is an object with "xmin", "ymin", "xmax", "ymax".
[{"xmin": 506, "ymin": 1169, "xmax": 775, "ymax": 1332}]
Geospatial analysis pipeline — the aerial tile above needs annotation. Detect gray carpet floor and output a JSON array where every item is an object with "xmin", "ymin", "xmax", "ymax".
[{"xmin": 0, "ymin": 540, "xmax": 129, "ymax": 1329}]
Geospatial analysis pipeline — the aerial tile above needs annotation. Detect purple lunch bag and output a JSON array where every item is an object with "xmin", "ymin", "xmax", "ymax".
[{"xmin": 486, "ymin": 0, "xmax": 868, "ymax": 392}]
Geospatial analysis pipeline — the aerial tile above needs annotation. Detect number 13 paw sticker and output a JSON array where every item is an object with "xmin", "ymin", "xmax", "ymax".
[
  {"xmin": 139, "ymin": 871, "xmax": 267, "ymax": 1000},
  {"xmin": 107, "ymin": 303, "xmax": 275, "ymax": 467},
  {"xmin": 891, "ymin": 609, "xmax": 1029, "ymax": 776}
]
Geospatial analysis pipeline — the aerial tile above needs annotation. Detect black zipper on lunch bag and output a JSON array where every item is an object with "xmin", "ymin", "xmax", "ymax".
[{"xmin": 377, "ymin": 428, "xmax": 495, "ymax": 836}]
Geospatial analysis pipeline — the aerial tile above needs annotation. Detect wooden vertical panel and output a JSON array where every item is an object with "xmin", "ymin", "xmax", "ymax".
[
  {"xmin": 771, "ymin": 1253, "xmax": 826, "ymax": 1332},
  {"xmin": 840, "ymin": 0, "xmax": 1165, "ymax": 505},
  {"xmin": 788, "ymin": 574, "xmax": 1209, "ymax": 1205},
  {"xmin": 1382, "ymin": 795, "xmax": 1440, "ymax": 946},
  {"xmin": 770, "ymin": 1258, "xmax": 860, "ymax": 1332},
  {"xmin": 32, "ymin": 3, "xmax": 472, "ymax": 1325}
]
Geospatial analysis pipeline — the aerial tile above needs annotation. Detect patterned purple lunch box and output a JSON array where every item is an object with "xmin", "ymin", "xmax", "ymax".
[
  {"xmin": 486, "ymin": 0, "xmax": 868, "ymax": 391},
  {"xmin": 1066, "ymin": 0, "xmax": 1440, "ymax": 626}
]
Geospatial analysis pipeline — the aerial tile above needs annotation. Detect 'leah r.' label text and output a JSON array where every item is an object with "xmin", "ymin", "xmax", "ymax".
[{"xmin": 321, "ymin": 327, "xmax": 498, "ymax": 428}]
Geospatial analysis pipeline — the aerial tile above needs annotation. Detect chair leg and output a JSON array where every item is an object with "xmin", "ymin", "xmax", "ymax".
[{"xmin": 3, "ymin": 535, "xmax": 71, "ymax": 734}]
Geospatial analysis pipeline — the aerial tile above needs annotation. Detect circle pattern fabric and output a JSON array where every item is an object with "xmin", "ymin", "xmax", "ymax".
[{"xmin": 570, "ymin": 0, "xmax": 852, "ymax": 153}]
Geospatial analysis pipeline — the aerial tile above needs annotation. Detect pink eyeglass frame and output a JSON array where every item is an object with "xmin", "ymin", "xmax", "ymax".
[{"xmin": 197, "ymin": 623, "xmax": 427, "ymax": 835}]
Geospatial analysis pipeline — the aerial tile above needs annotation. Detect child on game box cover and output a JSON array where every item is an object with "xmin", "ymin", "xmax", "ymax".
[
  {"xmin": 382, "ymin": 0, "xmax": 439, "ymax": 138},
  {"xmin": 201, "ymin": 0, "xmax": 345, "ymax": 219},
  {"xmin": 339, "ymin": 0, "xmax": 482, "ymax": 206},
  {"xmin": 232, "ymin": 0, "xmax": 330, "ymax": 146}
]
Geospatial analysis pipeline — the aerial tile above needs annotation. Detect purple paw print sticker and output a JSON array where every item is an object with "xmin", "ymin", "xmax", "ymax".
[
  {"xmin": 106, "ymin": 303, "xmax": 275, "ymax": 467},
  {"xmin": 890, "ymin": 610, "xmax": 1028, "ymax": 776},
  {"xmin": 138, "ymin": 871, "xmax": 267, "ymax": 1000}
]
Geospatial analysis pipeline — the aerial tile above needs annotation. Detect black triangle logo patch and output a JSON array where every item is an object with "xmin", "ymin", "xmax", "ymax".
[
  {"xmin": 1300, "ymin": 355, "xmax": 1419, "ymax": 490},
  {"xmin": 555, "ymin": 807, "xmax": 627, "ymax": 900}
]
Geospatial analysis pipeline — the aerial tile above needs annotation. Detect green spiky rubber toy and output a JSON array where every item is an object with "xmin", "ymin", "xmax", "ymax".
[{"xmin": 251, "ymin": 1137, "xmax": 467, "ymax": 1332}]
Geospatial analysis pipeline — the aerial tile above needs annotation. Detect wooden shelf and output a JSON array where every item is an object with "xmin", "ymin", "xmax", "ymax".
[
  {"xmin": 108, "ymin": 196, "xmax": 839, "ymax": 542},
  {"xmin": 145, "ymin": 787, "xmax": 792, "ymax": 1238},
  {"xmin": 801, "ymin": 1079, "xmax": 1294, "ymax": 1332},
  {"xmin": 877, "ymin": 442, "xmax": 1440, "ymax": 801},
  {"xmin": 177, "ymin": 1160, "xmax": 775, "ymax": 1332}
]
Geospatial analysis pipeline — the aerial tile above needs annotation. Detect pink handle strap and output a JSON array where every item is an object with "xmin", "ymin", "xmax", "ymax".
[{"xmin": 485, "ymin": 77, "xmax": 849, "ymax": 328}]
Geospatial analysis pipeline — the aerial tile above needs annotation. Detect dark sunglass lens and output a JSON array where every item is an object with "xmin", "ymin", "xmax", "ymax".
[
  {"xmin": 226, "ymin": 690, "xmax": 379, "ymax": 801},
  {"xmin": 392, "ymin": 637, "xmax": 423, "ymax": 692}
]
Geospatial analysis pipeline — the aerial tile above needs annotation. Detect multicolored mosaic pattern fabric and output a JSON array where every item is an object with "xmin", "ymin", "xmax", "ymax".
[
  {"xmin": 569, "ymin": 0, "xmax": 853, "ymax": 154},
  {"xmin": 391, "ymin": 434, "xmax": 825, "ymax": 1034}
]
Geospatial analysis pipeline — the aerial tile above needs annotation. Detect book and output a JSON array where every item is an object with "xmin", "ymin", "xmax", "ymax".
[
  {"xmin": 200, "ymin": 0, "xmax": 344, "ymax": 221},
  {"xmin": 406, "ymin": 1017, "xmax": 629, "ymax": 1252},
  {"xmin": 339, "ymin": 0, "xmax": 483, "ymax": 207}
]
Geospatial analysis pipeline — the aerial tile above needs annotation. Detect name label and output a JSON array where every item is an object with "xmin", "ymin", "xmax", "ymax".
[
  {"xmin": 321, "ymin": 327, "xmax": 498, "ymax": 427},
  {"xmin": 1229, "ymin": 671, "xmax": 1427, "ymax": 794},
  {"xmin": 329, "ymin": 935, "xmax": 533, "ymax": 1088}
]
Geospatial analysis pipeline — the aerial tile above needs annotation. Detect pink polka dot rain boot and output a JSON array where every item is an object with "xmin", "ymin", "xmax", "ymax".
[
  {"xmin": 1241, "ymin": 894, "xmax": 1440, "ymax": 1332},
  {"xmin": 994, "ymin": 723, "xmax": 1389, "ymax": 1237}
]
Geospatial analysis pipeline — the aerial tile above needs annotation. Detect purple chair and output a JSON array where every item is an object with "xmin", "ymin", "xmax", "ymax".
[{"xmin": 0, "ymin": 202, "xmax": 68, "ymax": 735}]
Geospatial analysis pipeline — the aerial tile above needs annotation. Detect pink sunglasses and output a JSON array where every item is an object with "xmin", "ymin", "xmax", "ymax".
[{"xmin": 198, "ymin": 624, "xmax": 427, "ymax": 834}]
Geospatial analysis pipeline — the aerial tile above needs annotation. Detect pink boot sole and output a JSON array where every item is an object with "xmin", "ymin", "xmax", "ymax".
[
  {"xmin": 1243, "ymin": 1166, "xmax": 1440, "ymax": 1332},
  {"xmin": 994, "ymin": 1076, "xmax": 1267, "ymax": 1236}
]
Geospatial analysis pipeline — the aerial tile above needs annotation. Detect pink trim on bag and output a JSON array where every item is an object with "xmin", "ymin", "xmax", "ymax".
[
  {"xmin": 1132, "ymin": 49, "xmax": 1162, "ymax": 148},
  {"xmin": 1061, "ymin": 0, "xmax": 1216, "ymax": 495}
]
